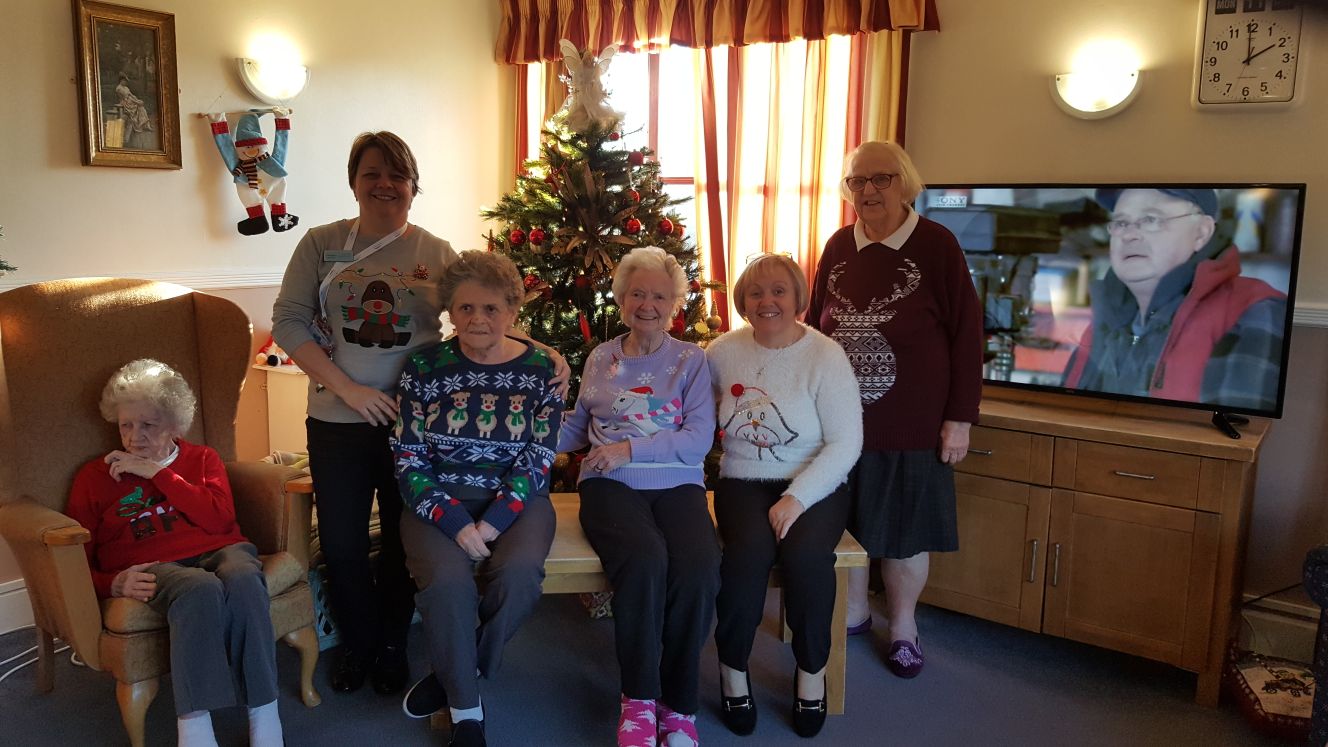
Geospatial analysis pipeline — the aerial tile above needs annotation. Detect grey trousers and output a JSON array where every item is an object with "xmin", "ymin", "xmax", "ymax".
[
  {"xmin": 147, "ymin": 542, "xmax": 277, "ymax": 716},
  {"xmin": 400, "ymin": 496, "xmax": 555, "ymax": 709}
]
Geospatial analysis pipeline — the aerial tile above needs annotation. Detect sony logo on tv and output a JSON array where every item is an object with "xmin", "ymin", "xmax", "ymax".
[{"xmin": 929, "ymin": 194, "xmax": 967, "ymax": 208}]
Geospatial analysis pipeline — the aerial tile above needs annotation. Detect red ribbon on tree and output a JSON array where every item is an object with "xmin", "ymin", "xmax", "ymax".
[{"xmin": 579, "ymin": 312, "xmax": 592, "ymax": 343}]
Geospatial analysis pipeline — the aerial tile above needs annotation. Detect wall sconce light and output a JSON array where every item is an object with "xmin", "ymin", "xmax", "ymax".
[
  {"xmin": 1052, "ymin": 39, "xmax": 1142, "ymax": 119},
  {"xmin": 1052, "ymin": 70, "xmax": 1141, "ymax": 119},
  {"xmin": 236, "ymin": 57, "xmax": 309, "ymax": 105}
]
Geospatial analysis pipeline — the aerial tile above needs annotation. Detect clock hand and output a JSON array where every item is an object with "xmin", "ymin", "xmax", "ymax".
[{"xmin": 1246, "ymin": 43, "xmax": 1277, "ymax": 64}]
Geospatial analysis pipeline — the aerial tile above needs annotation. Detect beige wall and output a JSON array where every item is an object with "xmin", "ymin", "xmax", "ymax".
[
  {"xmin": 907, "ymin": 1, "xmax": 1328, "ymax": 595},
  {"xmin": 0, "ymin": 0, "xmax": 512, "ymax": 589}
]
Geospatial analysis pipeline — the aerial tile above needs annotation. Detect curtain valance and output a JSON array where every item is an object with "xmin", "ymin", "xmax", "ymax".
[{"xmin": 496, "ymin": 0, "xmax": 938, "ymax": 64}]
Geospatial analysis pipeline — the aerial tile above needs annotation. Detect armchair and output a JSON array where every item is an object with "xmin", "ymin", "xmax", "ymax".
[{"xmin": 0, "ymin": 278, "xmax": 320, "ymax": 747}]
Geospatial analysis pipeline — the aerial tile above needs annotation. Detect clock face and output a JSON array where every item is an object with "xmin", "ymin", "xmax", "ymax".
[{"xmin": 1197, "ymin": 1, "xmax": 1303, "ymax": 105}]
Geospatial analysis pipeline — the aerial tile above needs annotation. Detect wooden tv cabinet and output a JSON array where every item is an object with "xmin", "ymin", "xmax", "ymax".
[{"xmin": 921, "ymin": 389, "xmax": 1268, "ymax": 706}]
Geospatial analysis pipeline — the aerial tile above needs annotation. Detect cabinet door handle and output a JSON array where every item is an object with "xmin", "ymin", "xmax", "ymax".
[
  {"xmin": 968, "ymin": 448, "xmax": 993, "ymax": 456},
  {"xmin": 1027, "ymin": 539, "xmax": 1039, "ymax": 583},
  {"xmin": 1051, "ymin": 543, "xmax": 1062, "ymax": 587},
  {"xmin": 1112, "ymin": 470, "xmax": 1156, "ymax": 480}
]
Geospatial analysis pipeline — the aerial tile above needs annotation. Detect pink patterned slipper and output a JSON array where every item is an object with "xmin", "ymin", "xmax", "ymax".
[
  {"xmin": 618, "ymin": 695, "xmax": 657, "ymax": 747},
  {"xmin": 657, "ymin": 703, "xmax": 699, "ymax": 747},
  {"xmin": 886, "ymin": 638, "xmax": 925, "ymax": 679}
]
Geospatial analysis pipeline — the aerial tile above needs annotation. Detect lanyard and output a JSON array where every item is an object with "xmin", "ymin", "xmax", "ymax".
[{"xmin": 317, "ymin": 219, "xmax": 409, "ymax": 313}]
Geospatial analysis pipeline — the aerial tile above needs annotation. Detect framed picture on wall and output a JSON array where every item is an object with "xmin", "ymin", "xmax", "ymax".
[{"xmin": 72, "ymin": 0, "xmax": 181, "ymax": 169}]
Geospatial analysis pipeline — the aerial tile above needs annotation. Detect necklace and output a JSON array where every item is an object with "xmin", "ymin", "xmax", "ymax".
[{"xmin": 754, "ymin": 340, "xmax": 794, "ymax": 379}]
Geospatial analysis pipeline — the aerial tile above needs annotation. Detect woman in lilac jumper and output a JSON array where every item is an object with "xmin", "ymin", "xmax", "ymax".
[{"xmin": 559, "ymin": 246, "xmax": 720, "ymax": 747}]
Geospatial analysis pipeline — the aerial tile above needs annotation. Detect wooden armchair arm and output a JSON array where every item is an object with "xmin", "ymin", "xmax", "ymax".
[
  {"xmin": 226, "ymin": 461, "xmax": 312, "ymax": 570},
  {"xmin": 0, "ymin": 497, "xmax": 103, "ymax": 671}
]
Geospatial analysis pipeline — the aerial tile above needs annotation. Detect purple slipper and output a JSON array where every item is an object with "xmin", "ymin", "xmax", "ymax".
[
  {"xmin": 847, "ymin": 615, "xmax": 873, "ymax": 636},
  {"xmin": 886, "ymin": 638, "xmax": 924, "ymax": 678}
]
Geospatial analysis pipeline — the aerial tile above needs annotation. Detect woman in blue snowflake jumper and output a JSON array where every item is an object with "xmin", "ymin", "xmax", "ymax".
[
  {"xmin": 391, "ymin": 251, "xmax": 562, "ymax": 747},
  {"xmin": 559, "ymin": 246, "xmax": 720, "ymax": 747}
]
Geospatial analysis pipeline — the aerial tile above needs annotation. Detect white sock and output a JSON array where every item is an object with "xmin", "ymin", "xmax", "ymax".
[
  {"xmin": 177, "ymin": 710, "xmax": 218, "ymax": 747},
  {"xmin": 450, "ymin": 697, "xmax": 484, "ymax": 725},
  {"xmin": 248, "ymin": 700, "xmax": 283, "ymax": 747}
]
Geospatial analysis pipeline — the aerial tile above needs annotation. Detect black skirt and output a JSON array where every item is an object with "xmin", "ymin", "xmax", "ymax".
[{"xmin": 847, "ymin": 448, "xmax": 958, "ymax": 559}]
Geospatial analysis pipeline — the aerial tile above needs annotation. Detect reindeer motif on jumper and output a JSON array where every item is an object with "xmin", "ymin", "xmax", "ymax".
[
  {"xmin": 506, "ymin": 394, "xmax": 528, "ymax": 440},
  {"xmin": 424, "ymin": 401, "xmax": 442, "ymax": 431},
  {"xmin": 599, "ymin": 386, "xmax": 682, "ymax": 438},
  {"xmin": 445, "ymin": 391, "xmax": 471, "ymax": 435},
  {"xmin": 532, "ymin": 405, "xmax": 555, "ymax": 443},
  {"xmin": 409, "ymin": 401, "xmax": 428, "ymax": 441},
  {"xmin": 722, "ymin": 383, "xmax": 798, "ymax": 461},
  {"xmin": 475, "ymin": 393, "xmax": 500, "ymax": 438},
  {"xmin": 826, "ymin": 258, "xmax": 921, "ymax": 404}
]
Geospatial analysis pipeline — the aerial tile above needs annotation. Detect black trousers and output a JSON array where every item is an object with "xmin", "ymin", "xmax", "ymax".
[
  {"xmin": 578, "ymin": 479, "xmax": 720, "ymax": 714},
  {"xmin": 713, "ymin": 477, "xmax": 850, "ymax": 674},
  {"xmin": 305, "ymin": 417, "xmax": 415, "ymax": 655}
]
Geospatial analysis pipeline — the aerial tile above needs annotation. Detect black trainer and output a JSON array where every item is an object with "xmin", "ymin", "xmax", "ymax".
[
  {"xmin": 448, "ymin": 719, "xmax": 485, "ymax": 747},
  {"xmin": 372, "ymin": 645, "xmax": 409, "ymax": 695},
  {"xmin": 402, "ymin": 672, "xmax": 448, "ymax": 719}
]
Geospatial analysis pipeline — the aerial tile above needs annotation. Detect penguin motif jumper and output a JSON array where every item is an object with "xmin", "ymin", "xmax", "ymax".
[
  {"xmin": 705, "ymin": 325, "xmax": 863, "ymax": 509},
  {"xmin": 272, "ymin": 220, "xmax": 457, "ymax": 423},
  {"xmin": 391, "ymin": 339, "xmax": 562, "ymax": 539},
  {"xmin": 558, "ymin": 334, "xmax": 715, "ymax": 490}
]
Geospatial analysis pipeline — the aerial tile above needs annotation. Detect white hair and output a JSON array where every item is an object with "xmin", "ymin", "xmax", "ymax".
[
  {"xmin": 840, "ymin": 140, "xmax": 925, "ymax": 203},
  {"xmin": 611, "ymin": 246, "xmax": 689, "ymax": 316},
  {"xmin": 98, "ymin": 358, "xmax": 197, "ymax": 435}
]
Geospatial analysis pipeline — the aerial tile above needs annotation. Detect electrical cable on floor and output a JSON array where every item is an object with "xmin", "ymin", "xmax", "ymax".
[
  {"xmin": 0, "ymin": 645, "xmax": 70, "ymax": 685},
  {"xmin": 1242, "ymin": 581, "xmax": 1303, "ymax": 608}
]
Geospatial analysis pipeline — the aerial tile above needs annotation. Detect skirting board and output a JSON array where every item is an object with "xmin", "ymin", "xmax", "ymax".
[
  {"xmin": 1238, "ymin": 595, "xmax": 1319, "ymax": 664},
  {"xmin": 0, "ymin": 579, "xmax": 33, "ymax": 635}
]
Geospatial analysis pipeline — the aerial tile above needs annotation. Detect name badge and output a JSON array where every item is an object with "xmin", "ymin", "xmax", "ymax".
[{"xmin": 323, "ymin": 249, "xmax": 355, "ymax": 262}]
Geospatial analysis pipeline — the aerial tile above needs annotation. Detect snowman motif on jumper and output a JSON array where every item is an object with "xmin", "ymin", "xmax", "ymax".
[
  {"xmin": 599, "ymin": 386, "xmax": 682, "ymax": 437},
  {"xmin": 826, "ymin": 258, "xmax": 921, "ymax": 404},
  {"xmin": 723, "ymin": 383, "xmax": 798, "ymax": 461}
]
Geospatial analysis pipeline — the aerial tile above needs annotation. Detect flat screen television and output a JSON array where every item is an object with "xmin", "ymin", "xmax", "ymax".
[{"xmin": 915, "ymin": 183, "xmax": 1305, "ymax": 423}]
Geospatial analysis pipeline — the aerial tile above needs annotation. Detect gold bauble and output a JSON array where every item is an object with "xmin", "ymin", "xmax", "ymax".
[
  {"xmin": 693, "ymin": 321, "xmax": 709, "ymax": 334},
  {"xmin": 706, "ymin": 315, "xmax": 723, "ymax": 330}
]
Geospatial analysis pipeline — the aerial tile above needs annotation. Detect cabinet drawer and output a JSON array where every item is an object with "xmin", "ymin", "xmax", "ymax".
[
  {"xmin": 957, "ymin": 426, "xmax": 1053, "ymax": 485},
  {"xmin": 1055, "ymin": 440, "xmax": 1200, "ymax": 509}
]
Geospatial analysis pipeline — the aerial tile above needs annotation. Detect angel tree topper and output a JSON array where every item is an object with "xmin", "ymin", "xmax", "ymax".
[{"xmin": 558, "ymin": 39, "xmax": 623, "ymax": 134}]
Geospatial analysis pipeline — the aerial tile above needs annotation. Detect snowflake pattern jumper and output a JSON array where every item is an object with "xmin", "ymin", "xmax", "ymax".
[{"xmin": 392, "ymin": 339, "xmax": 562, "ymax": 539}]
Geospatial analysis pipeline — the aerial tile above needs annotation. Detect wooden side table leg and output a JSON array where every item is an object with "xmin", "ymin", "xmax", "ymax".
[
  {"xmin": 828, "ymin": 567, "xmax": 849, "ymax": 715},
  {"xmin": 1195, "ymin": 666, "xmax": 1221, "ymax": 706},
  {"xmin": 35, "ymin": 629, "xmax": 55, "ymax": 692}
]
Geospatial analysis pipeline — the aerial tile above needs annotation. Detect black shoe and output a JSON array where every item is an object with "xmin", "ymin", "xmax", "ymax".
[
  {"xmin": 402, "ymin": 672, "xmax": 447, "ymax": 719},
  {"xmin": 791, "ymin": 671, "xmax": 827, "ymax": 739},
  {"xmin": 448, "ymin": 719, "xmax": 485, "ymax": 747},
  {"xmin": 719, "ymin": 668, "xmax": 757, "ymax": 736},
  {"xmin": 272, "ymin": 212, "xmax": 299, "ymax": 232},
  {"xmin": 330, "ymin": 649, "xmax": 369, "ymax": 693},
  {"xmin": 372, "ymin": 645, "xmax": 409, "ymax": 695},
  {"xmin": 237, "ymin": 215, "xmax": 269, "ymax": 236}
]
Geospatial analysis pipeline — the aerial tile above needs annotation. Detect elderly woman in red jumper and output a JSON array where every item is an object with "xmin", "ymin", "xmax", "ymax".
[
  {"xmin": 66, "ymin": 359, "xmax": 283, "ymax": 747},
  {"xmin": 806, "ymin": 140, "xmax": 983, "ymax": 678}
]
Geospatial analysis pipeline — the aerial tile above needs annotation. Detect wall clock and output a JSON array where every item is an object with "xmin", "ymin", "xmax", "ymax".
[{"xmin": 1194, "ymin": 0, "xmax": 1305, "ymax": 108}]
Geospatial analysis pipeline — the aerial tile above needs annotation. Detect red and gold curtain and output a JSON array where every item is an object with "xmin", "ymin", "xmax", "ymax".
[{"xmin": 497, "ymin": 0, "xmax": 938, "ymax": 64}]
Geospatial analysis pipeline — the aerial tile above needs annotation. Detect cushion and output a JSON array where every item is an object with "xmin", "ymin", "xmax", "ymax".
[
  {"xmin": 101, "ymin": 551, "xmax": 306, "ymax": 634},
  {"xmin": 1224, "ymin": 647, "xmax": 1314, "ymax": 743}
]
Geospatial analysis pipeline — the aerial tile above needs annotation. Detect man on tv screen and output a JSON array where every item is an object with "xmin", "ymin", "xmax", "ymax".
[{"xmin": 1062, "ymin": 188, "xmax": 1287, "ymax": 411}]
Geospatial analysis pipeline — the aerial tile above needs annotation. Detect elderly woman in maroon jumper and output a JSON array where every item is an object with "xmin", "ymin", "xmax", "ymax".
[{"xmin": 806, "ymin": 140, "xmax": 983, "ymax": 678}]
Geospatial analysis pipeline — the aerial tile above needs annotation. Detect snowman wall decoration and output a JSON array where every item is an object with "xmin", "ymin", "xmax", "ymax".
[{"xmin": 207, "ymin": 109, "xmax": 298, "ymax": 236}]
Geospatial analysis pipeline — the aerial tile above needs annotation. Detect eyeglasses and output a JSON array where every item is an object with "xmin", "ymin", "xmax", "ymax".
[
  {"xmin": 742, "ymin": 251, "xmax": 794, "ymax": 266},
  {"xmin": 844, "ymin": 173, "xmax": 898, "ymax": 192},
  {"xmin": 1105, "ymin": 212, "xmax": 1202, "ymax": 235}
]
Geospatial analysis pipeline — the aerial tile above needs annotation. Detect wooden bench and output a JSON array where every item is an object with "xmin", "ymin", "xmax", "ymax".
[{"xmin": 287, "ymin": 479, "xmax": 867, "ymax": 717}]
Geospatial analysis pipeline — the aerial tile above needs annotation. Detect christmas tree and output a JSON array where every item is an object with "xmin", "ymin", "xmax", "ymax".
[
  {"xmin": 0, "ymin": 226, "xmax": 15, "ymax": 275},
  {"xmin": 481, "ymin": 45, "xmax": 723, "ymax": 402}
]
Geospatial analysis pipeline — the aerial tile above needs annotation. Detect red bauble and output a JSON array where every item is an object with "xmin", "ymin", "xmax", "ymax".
[
  {"xmin": 673, "ymin": 223, "xmax": 686, "ymax": 238},
  {"xmin": 628, "ymin": 150, "xmax": 645, "ymax": 166},
  {"xmin": 608, "ymin": 131, "xmax": 621, "ymax": 141},
  {"xmin": 578, "ymin": 312, "xmax": 592, "ymax": 343},
  {"xmin": 523, "ymin": 274, "xmax": 540, "ymax": 290},
  {"xmin": 626, "ymin": 189, "xmax": 640, "ymax": 203},
  {"xmin": 689, "ymin": 279, "xmax": 701, "ymax": 292},
  {"xmin": 657, "ymin": 218, "xmax": 674, "ymax": 235},
  {"xmin": 624, "ymin": 218, "xmax": 643, "ymax": 235},
  {"xmin": 670, "ymin": 312, "xmax": 687, "ymax": 334},
  {"xmin": 540, "ymin": 287, "xmax": 553, "ymax": 301},
  {"xmin": 574, "ymin": 274, "xmax": 591, "ymax": 289},
  {"xmin": 509, "ymin": 228, "xmax": 527, "ymax": 245},
  {"xmin": 529, "ymin": 227, "xmax": 547, "ymax": 245}
]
